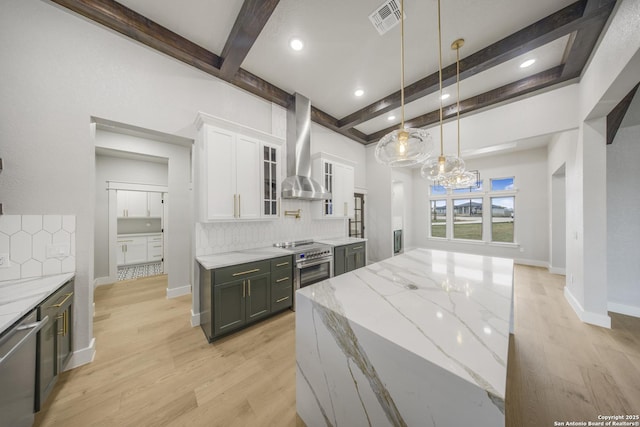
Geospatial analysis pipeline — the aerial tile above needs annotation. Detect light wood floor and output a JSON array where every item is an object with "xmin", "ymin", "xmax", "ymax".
[{"xmin": 33, "ymin": 266, "xmax": 640, "ymax": 427}]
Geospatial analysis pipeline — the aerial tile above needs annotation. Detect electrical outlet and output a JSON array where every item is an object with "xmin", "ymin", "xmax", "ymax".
[
  {"xmin": 46, "ymin": 244, "xmax": 70, "ymax": 259},
  {"xmin": 0, "ymin": 253, "xmax": 10, "ymax": 268}
]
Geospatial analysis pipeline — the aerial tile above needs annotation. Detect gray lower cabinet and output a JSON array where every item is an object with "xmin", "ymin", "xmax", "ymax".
[
  {"xmin": 201, "ymin": 255, "xmax": 292, "ymax": 342},
  {"xmin": 334, "ymin": 242, "xmax": 366, "ymax": 277},
  {"xmin": 36, "ymin": 279, "xmax": 74, "ymax": 411}
]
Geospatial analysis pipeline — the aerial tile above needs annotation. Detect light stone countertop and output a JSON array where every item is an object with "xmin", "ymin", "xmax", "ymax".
[
  {"xmin": 296, "ymin": 248, "xmax": 514, "ymax": 426},
  {"xmin": 316, "ymin": 237, "xmax": 367, "ymax": 247},
  {"xmin": 196, "ymin": 247, "xmax": 292, "ymax": 270},
  {"xmin": 0, "ymin": 273, "xmax": 75, "ymax": 335}
]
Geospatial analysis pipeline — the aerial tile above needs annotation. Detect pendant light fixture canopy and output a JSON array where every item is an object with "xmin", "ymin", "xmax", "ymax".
[{"xmin": 374, "ymin": 0, "xmax": 433, "ymax": 167}]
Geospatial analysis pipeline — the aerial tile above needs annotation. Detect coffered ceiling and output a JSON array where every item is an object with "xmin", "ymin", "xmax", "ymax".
[{"xmin": 49, "ymin": 0, "xmax": 617, "ymax": 145}]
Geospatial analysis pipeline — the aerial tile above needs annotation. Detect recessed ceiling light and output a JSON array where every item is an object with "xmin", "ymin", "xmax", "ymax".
[
  {"xmin": 289, "ymin": 38, "xmax": 304, "ymax": 51},
  {"xmin": 440, "ymin": 93, "xmax": 450, "ymax": 100},
  {"xmin": 387, "ymin": 115, "xmax": 396, "ymax": 121},
  {"xmin": 354, "ymin": 89, "xmax": 364, "ymax": 97},
  {"xmin": 520, "ymin": 59, "xmax": 535, "ymax": 68}
]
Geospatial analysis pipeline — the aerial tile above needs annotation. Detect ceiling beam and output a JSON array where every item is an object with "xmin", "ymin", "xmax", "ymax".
[
  {"xmin": 560, "ymin": 0, "xmax": 616, "ymax": 79},
  {"xmin": 607, "ymin": 83, "xmax": 639, "ymax": 145},
  {"xmin": 219, "ymin": 0, "xmax": 281, "ymax": 80},
  {"xmin": 366, "ymin": 66, "xmax": 565, "ymax": 144},
  {"xmin": 310, "ymin": 108, "xmax": 369, "ymax": 145},
  {"xmin": 338, "ymin": 0, "xmax": 596, "ymax": 131}
]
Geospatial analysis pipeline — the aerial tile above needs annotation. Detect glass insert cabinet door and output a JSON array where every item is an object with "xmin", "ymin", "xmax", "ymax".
[
  {"xmin": 324, "ymin": 161, "xmax": 333, "ymax": 216},
  {"xmin": 263, "ymin": 145, "xmax": 279, "ymax": 216}
]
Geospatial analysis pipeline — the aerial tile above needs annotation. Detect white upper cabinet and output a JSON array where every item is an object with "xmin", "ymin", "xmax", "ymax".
[
  {"xmin": 117, "ymin": 190, "xmax": 163, "ymax": 218},
  {"xmin": 196, "ymin": 113, "xmax": 283, "ymax": 222},
  {"xmin": 147, "ymin": 192, "xmax": 163, "ymax": 217},
  {"xmin": 312, "ymin": 154, "xmax": 355, "ymax": 219}
]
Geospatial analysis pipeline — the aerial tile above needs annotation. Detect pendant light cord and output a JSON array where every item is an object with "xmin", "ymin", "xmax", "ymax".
[
  {"xmin": 400, "ymin": 0, "xmax": 405, "ymax": 129},
  {"xmin": 437, "ymin": 0, "xmax": 444, "ymax": 156},
  {"xmin": 456, "ymin": 42, "xmax": 460, "ymax": 157}
]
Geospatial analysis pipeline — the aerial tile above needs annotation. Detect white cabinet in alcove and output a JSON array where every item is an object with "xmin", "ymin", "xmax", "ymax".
[
  {"xmin": 117, "ymin": 190, "xmax": 163, "ymax": 218},
  {"xmin": 195, "ymin": 113, "xmax": 283, "ymax": 222}
]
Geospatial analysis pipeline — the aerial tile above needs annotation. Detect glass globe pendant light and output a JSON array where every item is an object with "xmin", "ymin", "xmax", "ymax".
[
  {"xmin": 375, "ymin": 0, "xmax": 433, "ymax": 167},
  {"xmin": 421, "ymin": 0, "xmax": 465, "ymax": 181}
]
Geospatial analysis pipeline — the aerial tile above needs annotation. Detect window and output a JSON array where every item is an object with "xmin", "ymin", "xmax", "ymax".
[
  {"xmin": 430, "ymin": 200, "xmax": 446, "ymax": 238},
  {"xmin": 491, "ymin": 196, "xmax": 514, "ymax": 242},
  {"xmin": 491, "ymin": 177, "xmax": 514, "ymax": 191},
  {"xmin": 427, "ymin": 175, "xmax": 516, "ymax": 245},
  {"xmin": 453, "ymin": 198, "xmax": 483, "ymax": 240}
]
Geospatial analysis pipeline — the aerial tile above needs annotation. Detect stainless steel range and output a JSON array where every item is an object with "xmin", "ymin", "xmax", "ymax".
[{"xmin": 274, "ymin": 240, "xmax": 333, "ymax": 310}]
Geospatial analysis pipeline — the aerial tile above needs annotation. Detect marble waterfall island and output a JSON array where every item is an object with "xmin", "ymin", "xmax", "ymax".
[{"xmin": 296, "ymin": 248, "xmax": 514, "ymax": 427}]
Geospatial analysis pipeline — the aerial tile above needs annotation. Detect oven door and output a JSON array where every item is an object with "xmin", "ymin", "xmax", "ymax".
[
  {"xmin": 298, "ymin": 258, "xmax": 333, "ymax": 289},
  {"xmin": 293, "ymin": 257, "xmax": 333, "ymax": 311}
]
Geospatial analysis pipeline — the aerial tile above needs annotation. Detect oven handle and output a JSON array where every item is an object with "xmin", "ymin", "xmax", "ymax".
[
  {"xmin": 297, "ymin": 258, "xmax": 332, "ymax": 269},
  {"xmin": 0, "ymin": 316, "xmax": 48, "ymax": 365}
]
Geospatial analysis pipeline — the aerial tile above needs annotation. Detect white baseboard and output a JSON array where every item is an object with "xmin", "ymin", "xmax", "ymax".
[
  {"xmin": 167, "ymin": 284, "xmax": 191, "ymax": 299},
  {"xmin": 564, "ymin": 287, "xmax": 611, "ymax": 328},
  {"xmin": 608, "ymin": 302, "xmax": 640, "ymax": 318},
  {"xmin": 94, "ymin": 276, "xmax": 115, "ymax": 287},
  {"xmin": 514, "ymin": 258, "xmax": 548, "ymax": 268},
  {"xmin": 191, "ymin": 309, "xmax": 200, "ymax": 327},
  {"xmin": 548, "ymin": 267, "xmax": 566, "ymax": 275},
  {"xmin": 65, "ymin": 338, "xmax": 96, "ymax": 371}
]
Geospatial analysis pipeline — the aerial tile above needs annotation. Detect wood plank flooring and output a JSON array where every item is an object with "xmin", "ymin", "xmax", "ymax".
[{"xmin": 33, "ymin": 266, "xmax": 640, "ymax": 427}]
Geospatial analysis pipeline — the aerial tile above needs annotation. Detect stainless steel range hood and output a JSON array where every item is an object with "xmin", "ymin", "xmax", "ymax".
[{"xmin": 281, "ymin": 93, "xmax": 332, "ymax": 200}]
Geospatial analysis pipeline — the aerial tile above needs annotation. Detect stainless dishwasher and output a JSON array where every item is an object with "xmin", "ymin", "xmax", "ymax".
[{"xmin": 0, "ymin": 310, "xmax": 48, "ymax": 427}]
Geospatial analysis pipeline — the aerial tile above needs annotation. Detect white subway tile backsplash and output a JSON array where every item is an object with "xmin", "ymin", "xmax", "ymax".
[
  {"xmin": 195, "ymin": 199, "xmax": 347, "ymax": 256},
  {"xmin": 0, "ymin": 215, "xmax": 76, "ymax": 281}
]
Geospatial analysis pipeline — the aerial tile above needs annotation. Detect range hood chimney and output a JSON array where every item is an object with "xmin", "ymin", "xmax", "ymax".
[{"xmin": 281, "ymin": 93, "xmax": 332, "ymax": 200}]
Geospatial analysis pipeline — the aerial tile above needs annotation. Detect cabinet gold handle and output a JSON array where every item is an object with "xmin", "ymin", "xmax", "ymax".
[
  {"xmin": 50, "ymin": 292, "xmax": 73, "ymax": 308},
  {"xmin": 233, "ymin": 194, "xmax": 237, "ymax": 218},
  {"xmin": 57, "ymin": 311, "xmax": 67, "ymax": 336},
  {"xmin": 352, "ymin": 246, "xmax": 363, "ymax": 250},
  {"xmin": 276, "ymin": 262, "xmax": 289, "ymax": 267},
  {"xmin": 248, "ymin": 279, "xmax": 251, "ymax": 297},
  {"xmin": 276, "ymin": 296, "xmax": 289, "ymax": 303},
  {"xmin": 153, "ymin": 245, "xmax": 161, "ymax": 248},
  {"xmin": 232, "ymin": 268, "xmax": 260, "ymax": 277},
  {"xmin": 276, "ymin": 277, "xmax": 289, "ymax": 283}
]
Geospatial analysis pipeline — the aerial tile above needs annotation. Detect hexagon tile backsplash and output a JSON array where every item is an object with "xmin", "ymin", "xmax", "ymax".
[
  {"xmin": 195, "ymin": 200, "xmax": 346, "ymax": 256},
  {"xmin": 0, "ymin": 215, "xmax": 76, "ymax": 281}
]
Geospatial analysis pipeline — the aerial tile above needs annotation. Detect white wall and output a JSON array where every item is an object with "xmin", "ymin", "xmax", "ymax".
[
  {"xmin": 550, "ymin": 167, "xmax": 566, "ymax": 274},
  {"xmin": 392, "ymin": 168, "xmax": 414, "ymax": 252},
  {"xmin": 607, "ymin": 123, "xmax": 640, "ymax": 317},
  {"xmin": 365, "ymin": 146, "xmax": 393, "ymax": 262},
  {"xmin": 412, "ymin": 147, "xmax": 549, "ymax": 264},
  {"xmin": 94, "ymin": 153, "xmax": 168, "ymax": 279}
]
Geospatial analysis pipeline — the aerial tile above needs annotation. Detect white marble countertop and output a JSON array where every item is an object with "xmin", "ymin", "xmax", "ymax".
[
  {"xmin": 0, "ymin": 273, "xmax": 75, "ymax": 335},
  {"xmin": 297, "ymin": 248, "xmax": 513, "ymax": 400},
  {"xmin": 196, "ymin": 247, "xmax": 292, "ymax": 270},
  {"xmin": 316, "ymin": 237, "xmax": 367, "ymax": 247}
]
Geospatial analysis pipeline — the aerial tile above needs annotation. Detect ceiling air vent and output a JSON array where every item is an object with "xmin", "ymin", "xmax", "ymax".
[{"xmin": 369, "ymin": 0, "xmax": 404, "ymax": 35}]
